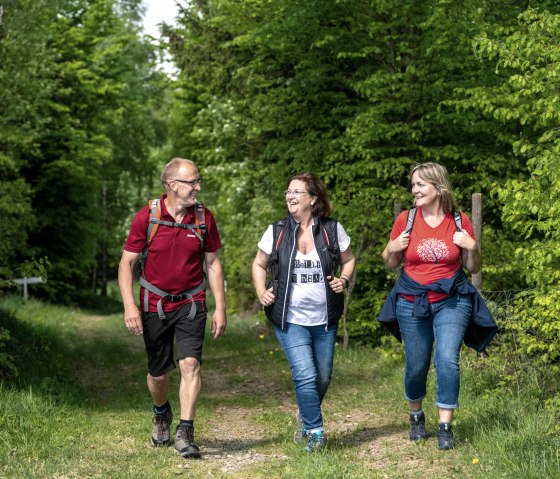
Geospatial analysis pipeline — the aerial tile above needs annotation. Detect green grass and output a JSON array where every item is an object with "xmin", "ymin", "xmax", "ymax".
[{"xmin": 0, "ymin": 296, "xmax": 559, "ymax": 478}]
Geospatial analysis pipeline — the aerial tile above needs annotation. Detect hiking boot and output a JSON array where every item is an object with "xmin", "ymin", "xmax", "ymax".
[
  {"xmin": 294, "ymin": 411, "xmax": 307, "ymax": 444},
  {"xmin": 438, "ymin": 423, "xmax": 455, "ymax": 450},
  {"xmin": 151, "ymin": 408, "xmax": 173, "ymax": 446},
  {"xmin": 304, "ymin": 430, "xmax": 327, "ymax": 452},
  {"xmin": 175, "ymin": 424, "xmax": 201, "ymax": 459},
  {"xmin": 409, "ymin": 411, "xmax": 427, "ymax": 441}
]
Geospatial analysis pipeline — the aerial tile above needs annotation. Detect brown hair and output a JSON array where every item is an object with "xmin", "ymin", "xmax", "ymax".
[
  {"xmin": 410, "ymin": 162, "xmax": 457, "ymax": 214},
  {"xmin": 287, "ymin": 172, "xmax": 332, "ymax": 217}
]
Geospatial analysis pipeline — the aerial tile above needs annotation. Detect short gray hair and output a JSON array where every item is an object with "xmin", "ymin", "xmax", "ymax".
[{"xmin": 160, "ymin": 158, "xmax": 196, "ymax": 187}]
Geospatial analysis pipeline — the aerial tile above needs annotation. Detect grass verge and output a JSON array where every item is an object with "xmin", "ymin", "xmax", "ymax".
[{"xmin": 0, "ymin": 296, "xmax": 558, "ymax": 478}]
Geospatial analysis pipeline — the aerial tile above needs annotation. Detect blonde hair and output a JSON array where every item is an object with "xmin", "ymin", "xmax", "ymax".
[{"xmin": 410, "ymin": 162, "xmax": 457, "ymax": 214}]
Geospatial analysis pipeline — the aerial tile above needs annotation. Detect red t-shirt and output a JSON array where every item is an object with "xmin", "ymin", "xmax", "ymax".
[
  {"xmin": 124, "ymin": 195, "xmax": 222, "ymax": 312},
  {"xmin": 390, "ymin": 209, "xmax": 475, "ymax": 303}
]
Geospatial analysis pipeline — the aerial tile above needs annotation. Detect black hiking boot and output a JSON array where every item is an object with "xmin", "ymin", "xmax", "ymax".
[
  {"xmin": 175, "ymin": 424, "xmax": 201, "ymax": 459},
  {"xmin": 409, "ymin": 411, "xmax": 427, "ymax": 441},
  {"xmin": 437, "ymin": 423, "xmax": 455, "ymax": 450}
]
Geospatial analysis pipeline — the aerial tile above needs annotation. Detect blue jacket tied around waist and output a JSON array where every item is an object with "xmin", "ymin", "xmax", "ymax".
[{"xmin": 378, "ymin": 269, "xmax": 497, "ymax": 352}]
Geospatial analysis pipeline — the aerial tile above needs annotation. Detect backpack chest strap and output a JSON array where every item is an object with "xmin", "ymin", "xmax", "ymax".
[
  {"xmin": 149, "ymin": 218, "xmax": 204, "ymax": 243},
  {"xmin": 139, "ymin": 277, "xmax": 206, "ymax": 320}
]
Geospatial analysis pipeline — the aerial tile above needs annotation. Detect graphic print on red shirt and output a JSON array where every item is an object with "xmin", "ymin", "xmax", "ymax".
[{"xmin": 390, "ymin": 209, "xmax": 475, "ymax": 303}]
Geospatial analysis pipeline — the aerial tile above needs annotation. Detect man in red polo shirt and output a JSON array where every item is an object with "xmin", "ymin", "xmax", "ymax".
[{"xmin": 118, "ymin": 158, "xmax": 226, "ymax": 459}]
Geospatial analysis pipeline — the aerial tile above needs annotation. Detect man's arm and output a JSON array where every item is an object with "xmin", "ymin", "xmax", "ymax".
[
  {"xmin": 118, "ymin": 250, "xmax": 143, "ymax": 335},
  {"xmin": 205, "ymin": 251, "xmax": 227, "ymax": 339}
]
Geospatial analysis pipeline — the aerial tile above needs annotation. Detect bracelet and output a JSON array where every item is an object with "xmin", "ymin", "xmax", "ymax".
[{"xmin": 340, "ymin": 275, "xmax": 349, "ymax": 287}]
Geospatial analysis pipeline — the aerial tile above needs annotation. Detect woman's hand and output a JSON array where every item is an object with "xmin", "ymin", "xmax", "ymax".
[
  {"xmin": 455, "ymin": 229, "xmax": 482, "ymax": 274},
  {"xmin": 388, "ymin": 231, "xmax": 411, "ymax": 253},
  {"xmin": 259, "ymin": 287, "xmax": 276, "ymax": 306},
  {"xmin": 327, "ymin": 276, "xmax": 346, "ymax": 294},
  {"xmin": 382, "ymin": 231, "xmax": 409, "ymax": 269},
  {"xmin": 452, "ymin": 229, "xmax": 477, "ymax": 251}
]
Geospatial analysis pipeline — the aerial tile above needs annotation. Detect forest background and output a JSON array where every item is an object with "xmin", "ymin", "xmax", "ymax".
[{"xmin": 1, "ymin": 0, "xmax": 559, "ymax": 436}]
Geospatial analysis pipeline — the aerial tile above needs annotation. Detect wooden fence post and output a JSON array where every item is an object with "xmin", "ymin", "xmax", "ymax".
[
  {"xmin": 393, "ymin": 201, "xmax": 402, "ymax": 220},
  {"xmin": 471, "ymin": 193, "xmax": 483, "ymax": 291}
]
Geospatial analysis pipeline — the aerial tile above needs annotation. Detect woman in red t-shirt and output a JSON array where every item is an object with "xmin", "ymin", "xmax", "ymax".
[{"xmin": 382, "ymin": 162, "xmax": 481, "ymax": 450}]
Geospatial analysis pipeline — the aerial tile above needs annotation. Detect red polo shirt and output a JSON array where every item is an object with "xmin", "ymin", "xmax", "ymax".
[
  {"xmin": 391, "ymin": 209, "xmax": 475, "ymax": 303},
  {"xmin": 124, "ymin": 195, "xmax": 222, "ymax": 313}
]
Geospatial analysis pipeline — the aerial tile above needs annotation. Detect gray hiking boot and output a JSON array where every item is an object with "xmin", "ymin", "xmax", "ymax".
[
  {"xmin": 437, "ymin": 423, "xmax": 455, "ymax": 450},
  {"xmin": 304, "ymin": 430, "xmax": 327, "ymax": 452},
  {"xmin": 294, "ymin": 411, "xmax": 307, "ymax": 444},
  {"xmin": 409, "ymin": 411, "xmax": 427, "ymax": 441},
  {"xmin": 151, "ymin": 408, "xmax": 173, "ymax": 446},
  {"xmin": 175, "ymin": 424, "xmax": 201, "ymax": 459}
]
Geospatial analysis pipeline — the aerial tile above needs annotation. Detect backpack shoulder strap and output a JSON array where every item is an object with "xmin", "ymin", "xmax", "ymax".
[
  {"xmin": 320, "ymin": 217, "xmax": 341, "ymax": 278},
  {"xmin": 404, "ymin": 208, "xmax": 417, "ymax": 235},
  {"xmin": 147, "ymin": 199, "xmax": 161, "ymax": 245},
  {"xmin": 268, "ymin": 219, "xmax": 286, "ymax": 296},
  {"xmin": 272, "ymin": 219, "xmax": 286, "ymax": 252},
  {"xmin": 321, "ymin": 218, "xmax": 340, "ymax": 254},
  {"xmin": 193, "ymin": 201, "xmax": 208, "ymax": 249},
  {"xmin": 452, "ymin": 210, "xmax": 462, "ymax": 232}
]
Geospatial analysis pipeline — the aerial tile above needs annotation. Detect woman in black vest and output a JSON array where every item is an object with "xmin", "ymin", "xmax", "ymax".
[{"xmin": 252, "ymin": 172, "xmax": 355, "ymax": 452}]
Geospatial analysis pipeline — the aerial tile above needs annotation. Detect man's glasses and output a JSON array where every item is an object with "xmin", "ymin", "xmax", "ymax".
[
  {"xmin": 284, "ymin": 189, "xmax": 309, "ymax": 197},
  {"xmin": 173, "ymin": 178, "xmax": 201, "ymax": 187}
]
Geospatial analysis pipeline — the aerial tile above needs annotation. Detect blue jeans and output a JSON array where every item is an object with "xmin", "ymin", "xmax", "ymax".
[
  {"xmin": 274, "ymin": 323, "xmax": 338, "ymax": 430},
  {"xmin": 396, "ymin": 294, "xmax": 472, "ymax": 409}
]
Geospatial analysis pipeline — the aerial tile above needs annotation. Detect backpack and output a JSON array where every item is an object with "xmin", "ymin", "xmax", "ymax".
[
  {"xmin": 145, "ymin": 198, "xmax": 207, "ymax": 250},
  {"xmin": 138, "ymin": 198, "xmax": 208, "ymax": 319},
  {"xmin": 268, "ymin": 218, "xmax": 340, "ymax": 295},
  {"xmin": 404, "ymin": 208, "xmax": 462, "ymax": 235}
]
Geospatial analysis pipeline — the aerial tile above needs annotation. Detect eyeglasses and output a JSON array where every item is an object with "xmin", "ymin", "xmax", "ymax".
[
  {"xmin": 284, "ymin": 189, "xmax": 309, "ymax": 197},
  {"xmin": 173, "ymin": 178, "xmax": 201, "ymax": 187}
]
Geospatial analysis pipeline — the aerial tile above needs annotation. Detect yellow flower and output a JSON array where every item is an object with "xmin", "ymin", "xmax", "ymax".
[
  {"xmin": 472, "ymin": 458, "xmax": 480, "ymax": 465},
  {"xmin": 259, "ymin": 334, "xmax": 265, "ymax": 340}
]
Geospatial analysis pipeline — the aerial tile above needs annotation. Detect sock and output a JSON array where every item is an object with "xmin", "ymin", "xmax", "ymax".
[
  {"xmin": 439, "ymin": 422, "xmax": 452, "ymax": 430},
  {"xmin": 179, "ymin": 419, "xmax": 194, "ymax": 427},
  {"xmin": 410, "ymin": 408, "xmax": 423, "ymax": 418},
  {"xmin": 307, "ymin": 427, "xmax": 324, "ymax": 435},
  {"xmin": 154, "ymin": 401, "xmax": 170, "ymax": 415}
]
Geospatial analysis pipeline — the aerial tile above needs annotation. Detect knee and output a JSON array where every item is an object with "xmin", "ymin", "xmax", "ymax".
[
  {"xmin": 148, "ymin": 372, "xmax": 169, "ymax": 387},
  {"xmin": 434, "ymin": 351, "xmax": 460, "ymax": 372},
  {"xmin": 178, "ymin": 357, "xmax": 200, "ymax": 377},
  {"xmin": 406, "ymin": 358, "xmax": 430, "ymax": 379}
]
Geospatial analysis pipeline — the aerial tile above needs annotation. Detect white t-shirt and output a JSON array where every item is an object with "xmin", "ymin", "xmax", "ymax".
[{"xmin": 257, "ymin": 221, "xmax": 351, "ymax": 326}]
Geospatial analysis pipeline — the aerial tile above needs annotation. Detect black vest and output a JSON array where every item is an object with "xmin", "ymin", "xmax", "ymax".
[{"xmin": 264, "ymin": 215, "xmax": 343, "ymax": 329}]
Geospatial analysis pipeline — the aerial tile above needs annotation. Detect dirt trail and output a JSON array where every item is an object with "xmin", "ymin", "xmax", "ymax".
[{"xmin": 75, "ymin": 313, "xmax": 465, "ymax": 478}]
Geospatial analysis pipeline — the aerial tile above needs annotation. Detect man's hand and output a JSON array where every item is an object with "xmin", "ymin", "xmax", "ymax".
[
  {"xmin": 211, "ymin": 309, "xmax": 227, "ymax": 339},
  {"xmin": 124, "ymin": 304, "xmax": 143, "ymax": 336}
]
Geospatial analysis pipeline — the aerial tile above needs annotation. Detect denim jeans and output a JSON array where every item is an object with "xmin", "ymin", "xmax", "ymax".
[
  {"xmin": 274, "ymin": 322, "xmax": 338, "ymax": 430},
  {"xmin": 396, "ymin": 294, "xmax": 472, "ymax": 409}
]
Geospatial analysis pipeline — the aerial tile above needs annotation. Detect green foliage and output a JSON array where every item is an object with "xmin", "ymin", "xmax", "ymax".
[
  {"xmin": 0, "ymin": 0, "xmax": 167, "ymax": 301},
  {"xmin": 164, "ymin": 0, "xmax": 560, "ymax": 343},
  {"xmin": 454, "ymin": 8, "xmax": 560, "ymax": 367}
]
